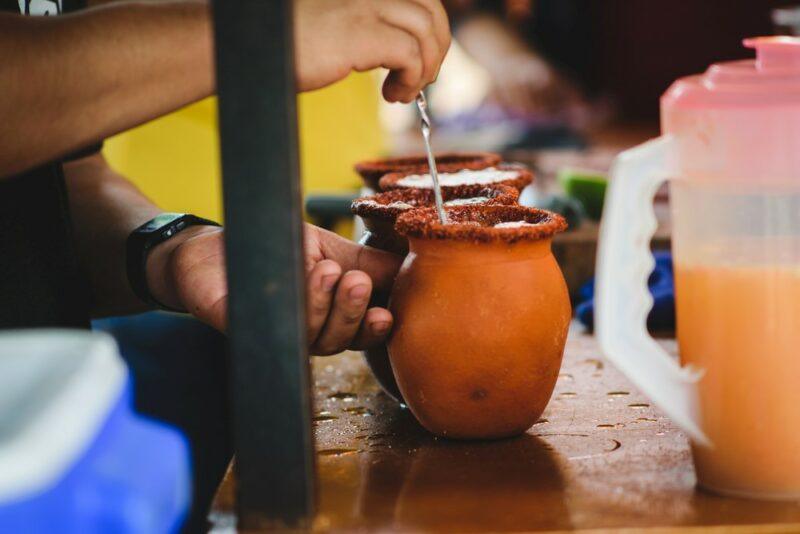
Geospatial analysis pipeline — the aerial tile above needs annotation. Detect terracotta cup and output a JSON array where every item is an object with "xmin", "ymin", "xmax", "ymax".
[
  {"xmin": 351, "ymin": 185, "xmax": 520, "ymax": 402},
  {"xmin": 354, "ymin": 152, "xmax": 501, "ymax": 191},
  {"xmin": 389, "ymin": 205, "xmax": 571, "ymax": 439},
  {"xmin": 379, "ymin": 163, "xmax": 533, "ymax": 193}
]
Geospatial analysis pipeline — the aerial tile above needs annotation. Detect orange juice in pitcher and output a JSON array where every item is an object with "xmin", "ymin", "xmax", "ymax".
[
  {"xmin": 596, "ymin": 37, "xmax": 800, "ymax": 499},
  {"xmin": 674, "ymin": 237, "xmax": 800, "ymax": 496}
]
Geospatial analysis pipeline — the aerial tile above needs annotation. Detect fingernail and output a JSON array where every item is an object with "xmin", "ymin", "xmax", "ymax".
[
  {"xmin": 321, "ymin": 274, "xmax": 338, "ymax": 292},
  {"xmin": 349, "ymin": 284, "xmax": 370, "ymax": 302},
  {"xmin": 371, "ymin": 321, "xmax": 391, "ymax": 335}
]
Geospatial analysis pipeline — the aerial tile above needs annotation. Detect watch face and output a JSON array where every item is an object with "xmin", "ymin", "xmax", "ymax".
[{"xmin": 139, "ymin": 213, "xmax": 185, "ymax": 233}]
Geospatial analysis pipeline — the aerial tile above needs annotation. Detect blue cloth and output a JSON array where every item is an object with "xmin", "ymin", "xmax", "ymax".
[
  {"xmin": 93, "ymin": 312, "xmax": 231, "ymax": 534},
  {"xmin": 575, "ymin": 250, "xmax": 675, "ymax": 331}
]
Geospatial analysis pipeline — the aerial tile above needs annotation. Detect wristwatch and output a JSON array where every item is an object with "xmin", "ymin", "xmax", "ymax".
[{"xmin": 126, "ymin": 213, "xmax": 221, "ymax": 311}]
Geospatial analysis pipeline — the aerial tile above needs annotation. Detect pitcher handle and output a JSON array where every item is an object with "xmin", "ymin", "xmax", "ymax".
[{"xmin": 595, "ymin": 136, "xmax": 710, "ymax": 446}]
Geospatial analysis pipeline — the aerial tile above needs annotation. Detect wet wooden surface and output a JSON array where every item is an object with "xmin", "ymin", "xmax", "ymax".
[{"xmin": 211, "ymin": 328, "xmax": 800, "ymax": 532}]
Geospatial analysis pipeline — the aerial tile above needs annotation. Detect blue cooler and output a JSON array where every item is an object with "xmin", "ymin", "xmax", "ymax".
[{"xmin": 0, "ymin": 330, "xmax": 190, "ymax": 533}]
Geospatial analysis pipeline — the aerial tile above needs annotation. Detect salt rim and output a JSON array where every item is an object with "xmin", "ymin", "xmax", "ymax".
[
  {"xmin": 494, "ymin": 221, "xmax": 537, "ymax": 228},
  {"xmin": 351, "ymin": 184, "xmax": 519, "ymax": 221},
  {"xmin": 395, "ymin": 205, "xmax": 567, "ymax": 243},
  {"xmin": 380, "ymin": 163, "xmax": 533, "ymax": 192},
  {"xmin": 357, "ymin": 200, "xmax": 414, "ymax": 210},
  {"xmin": 395, "ymin": 168, "xmax": 517, "ymax": 188},
  {"xmin": 444, "ymin": 197, "xmax": 490, "ymax": 206}
]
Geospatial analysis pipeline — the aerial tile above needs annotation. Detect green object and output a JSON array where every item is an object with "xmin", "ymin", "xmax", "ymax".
[
  {"xmin": 305, "ymin": 193, "xmax": 359, "ymax": 230},
  {"xmin": 558, "ymin": 168, "xmax": 608, "ymax": 221},
  {"xmin": 539, "ymin": 195, "xmax": 586, "ymax": 231}
]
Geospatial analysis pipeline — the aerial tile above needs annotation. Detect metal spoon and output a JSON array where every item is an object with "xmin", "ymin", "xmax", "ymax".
[{"xmin": 415, "ymin": 92, "xmax": 448, "ymax": 224}]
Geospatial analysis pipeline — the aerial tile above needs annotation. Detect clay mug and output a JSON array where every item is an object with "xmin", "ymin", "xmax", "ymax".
[
  {"xmin": 389, "ymin": 205, "xmax": 571, "ymax": 439},
  {"xmin": 351, "ymin": 185, "xmax": 520, "ymax": 401}
]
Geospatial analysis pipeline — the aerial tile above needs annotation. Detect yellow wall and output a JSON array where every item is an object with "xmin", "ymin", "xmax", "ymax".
[{"xmin": 103, "ymin": 72, "xmax": 385, "ymax": 224}]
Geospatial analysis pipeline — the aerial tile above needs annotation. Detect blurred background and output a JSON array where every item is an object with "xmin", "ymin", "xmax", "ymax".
[{"xmin": 103, "ymin": 0, "xmax": 799, "ymax": 237}]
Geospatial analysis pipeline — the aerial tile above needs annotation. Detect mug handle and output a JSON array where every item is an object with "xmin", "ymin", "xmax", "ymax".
[{"xmin": 595, "ymin": 136, "xmax": 710, "ymax": 446}]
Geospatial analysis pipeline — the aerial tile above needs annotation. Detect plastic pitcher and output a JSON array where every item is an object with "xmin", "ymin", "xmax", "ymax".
[{"xmin": 596, "ymin": 37, "xmax": 800, "ymax": 499}]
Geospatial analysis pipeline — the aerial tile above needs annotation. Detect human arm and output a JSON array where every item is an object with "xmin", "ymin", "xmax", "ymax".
[
  {"xmin": 0, "ymin": 1, "xmax": 214, "ymax": 177},
  {"xmin": 0, "ymin": 0, "xmax": 450, "ymax": 178},
  {"xmin": 64, "ymin": 153, "xmax": 401, "ymax": 352}
]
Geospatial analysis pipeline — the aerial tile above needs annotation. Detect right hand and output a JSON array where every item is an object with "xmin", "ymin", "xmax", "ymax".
[{"xmin": 293, "ymin": 0, "xmax": 451, "ymax": 103}]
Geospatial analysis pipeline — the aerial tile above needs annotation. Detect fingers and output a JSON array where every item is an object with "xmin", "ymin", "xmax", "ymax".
[
  {"xmin": 409, "ymin": 0, "xmax": 452, "ymax": 76},
  {"xmin": 314, "ymin": 225, "xmax": 402, "ymax": 291},
  {"xmin": 374, "ymin": 26, "xmax": 424, "ymax": 103},
  {"xmin": 310, "ymin": 270, "xmax": 371, "ymax": 355},
  {"xmin": 353, "ymin": 243, "xmax": 404, "ymax": 292},
  {"xmin": 375, "ymin": 0, "xmax": 451, "ymax": 101},
  {"xmin": 305, "ymin": 224, "xmax": 400, "ymax": 354},
  {"xmin": 349, "ymin": 307, "xmax": 394, "ymax": 350},
  {"xmin": 294, "ymin": 0, "xmax": 450, "ymax": 97},
  {"xmin": 306, "ymin": 259, "xmax": 342, "ymax": 344},
  {"xmin": 377, "ymin": 0, "xmax": 439, "ymax": 88}
]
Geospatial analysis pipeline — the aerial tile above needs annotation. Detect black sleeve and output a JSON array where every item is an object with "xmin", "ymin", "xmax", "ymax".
[{"xmin": 63, "ymin": 142, "xmax": 104, "ymax": 162}]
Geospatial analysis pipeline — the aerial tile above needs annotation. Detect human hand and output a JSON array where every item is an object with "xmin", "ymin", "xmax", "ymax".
[
  {"xmin": 146, "ymin": 223, "xmax": 403, "ymax": 355},
  {"xmin": 302, "ymin": 223, "xmax": 402, "ymax": 354},
  {"xmin": 293, "ymin": 0, "xmax": 451, "ymax": 102}
]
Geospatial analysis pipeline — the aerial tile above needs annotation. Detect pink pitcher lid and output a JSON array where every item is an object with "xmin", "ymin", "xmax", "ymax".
[{"xmin": 663, "ymin": 36, "xmax": 800, "ymax": 109}]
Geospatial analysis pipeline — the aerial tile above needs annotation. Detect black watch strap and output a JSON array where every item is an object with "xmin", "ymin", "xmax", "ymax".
[{"xmin": 126, "ymin": 213, "xmax": 221, "ymax": 312}]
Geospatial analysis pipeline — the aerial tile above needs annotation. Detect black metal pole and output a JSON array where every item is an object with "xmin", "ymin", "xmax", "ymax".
[{"xmin": 212, "ymin": 0, "xmax": 315, "ymax": 528}]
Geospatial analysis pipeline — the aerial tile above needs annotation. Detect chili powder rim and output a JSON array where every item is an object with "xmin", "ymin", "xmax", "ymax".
[
  {"xmin": 351, "ymin": 184, "xmax": 520, "ymax": 221},
  {"xmin": 395, "ymin": 204, "xmax": 567, "ymax": 243}
]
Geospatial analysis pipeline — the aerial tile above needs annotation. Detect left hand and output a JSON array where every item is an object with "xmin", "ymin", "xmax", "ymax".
[{"xmin": 146, "ymin": 223, "xmax": 403, "ymax": 355}]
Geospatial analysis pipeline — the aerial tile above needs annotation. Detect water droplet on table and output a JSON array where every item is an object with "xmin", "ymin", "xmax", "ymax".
[
  {"xmin": 328, "ymin": 392, "xmax": 357, "ymax": 401},
  {"xmin": 344, "ymin": 406, "xmax": 374, "ymax": 417},
  {"xmin": 582, "ymin": 358, "xmax": 605, "ymax": 370},
  {"xmin": 318, "ymin": 448, "xmax": 358, "ymax": 457}
]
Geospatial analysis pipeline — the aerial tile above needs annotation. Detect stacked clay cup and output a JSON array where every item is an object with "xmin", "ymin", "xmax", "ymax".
[
  {"xmin": 354, "ymin": 152, "xmax": 501, "ymax": 191},
  {"xmin": 379, "ymin": 163, "xmax": 533, "ymax": 194}
]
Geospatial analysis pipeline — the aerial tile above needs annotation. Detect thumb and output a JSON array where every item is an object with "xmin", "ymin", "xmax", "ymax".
[
  {"xmin": 318, "ymin": 228, "xmax": 403, "ymax": 290},
  {"xmin": 354, "ymin": 243, "xmax": 404, "ymax": 291}
]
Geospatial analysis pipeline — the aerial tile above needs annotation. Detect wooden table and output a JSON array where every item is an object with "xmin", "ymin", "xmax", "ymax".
[{"xmin": 211, "ymin": 327, "xmax": 800, "ymax": 532}]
